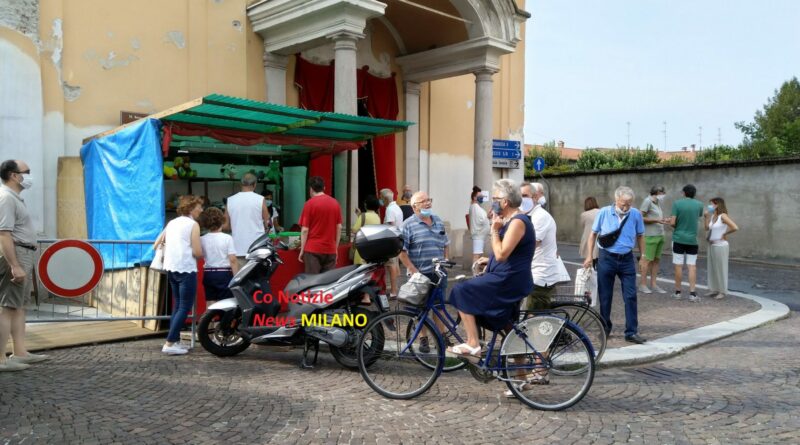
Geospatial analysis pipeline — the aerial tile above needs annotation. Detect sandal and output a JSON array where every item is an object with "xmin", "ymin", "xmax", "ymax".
[
  {"xmin": 446, "ymin": 343, "xmax": 482, "ymax": 362},
  {"xmin": 504, "ymin": 372, "xmax": 550, "ymax": 397}
]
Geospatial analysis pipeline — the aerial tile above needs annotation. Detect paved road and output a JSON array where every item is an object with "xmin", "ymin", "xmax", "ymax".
[
  {"xmin": 2, "ymin": 312, "xmax": 798, "ymax": 444},
  {"xmin": 557, "ymin": 243, "xmax": 800, "ymax": 311}
]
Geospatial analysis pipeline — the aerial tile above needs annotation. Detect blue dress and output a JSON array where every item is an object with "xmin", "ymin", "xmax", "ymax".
[{"xmin": 450, "ymin": 214, "xmax": 535, "ymax": 330}]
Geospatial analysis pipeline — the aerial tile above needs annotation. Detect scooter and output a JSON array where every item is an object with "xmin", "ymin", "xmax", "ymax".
[{"xmin": 198, "ymin": 226, "xmax": 400, "ymax": 369}]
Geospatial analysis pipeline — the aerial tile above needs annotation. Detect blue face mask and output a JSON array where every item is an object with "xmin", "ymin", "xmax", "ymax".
[
  {"xmin": 477, "ymin": 196, "xmax": 485, "ymax": 204},
  {"xmin": 707, "ymin": 204, "xmax": 716, "ymax": 213},
  {"xmin": 491, "ymin": 201, "xmax": 502, "ymax": 215},
  {"xmin": 378, "ymin": 199, "xmax": 384, "ymax": 206},
  {"xmin": 265, "ymin": 199, "xmax": 273, "ymax": 207},
  {"xmin": 420, "ymin": 208, "xmax": 432, "ymax": 217}
]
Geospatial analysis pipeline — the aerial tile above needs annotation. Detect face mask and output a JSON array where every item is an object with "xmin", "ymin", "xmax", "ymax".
[
  {"xmin": 402, "ymin": 191, "xmax": 412, "ymax": 200},
  {"xmin": 656, "ymin": 194, "xmax": 665, "ymax": 203},
  {"xmin": 19, "ymin": 174, "xmax": 33, "ymax": 190},
  {"xmin": 420, "ymin": 208, "xmax": 432, "ymax": 217},
  {"xmin": 378, "ymin": 199, "xmax": 385, "ymax": 206},
  {"xmin": 520, "ymin": 197, "xmax": 534, "ymax": 213},
  {"xmin": 491, "ymin": 201, "xmax": 502, "ymax": 215},
  {"xmin": 537, "ymin": 196, "xmax": 546, "ymax": 207},
  {"xmin": 477, "ymin": 196, "xmax": 485, "ymax": 204},
  {"xmin": 615, "ymin": 207, "xmax": 629, "ymax": 216},
  {"xmin": 265, "ymin": 199, "xmax": 273, "ymax": 207},
  {"xmin": 707, "ymin": 204, "xmax": 716, "ymax": 213}
]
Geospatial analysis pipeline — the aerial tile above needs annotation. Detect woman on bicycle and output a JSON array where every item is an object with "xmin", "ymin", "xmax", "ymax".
[{"xmin": 448, "ymin": 179, "xmax": 535, "ymax": 359}]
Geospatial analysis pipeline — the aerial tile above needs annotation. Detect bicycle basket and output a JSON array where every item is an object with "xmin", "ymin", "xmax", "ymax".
[{"xmin": 398, "ymin": 272, "xmax": 433, "ymax": 306}]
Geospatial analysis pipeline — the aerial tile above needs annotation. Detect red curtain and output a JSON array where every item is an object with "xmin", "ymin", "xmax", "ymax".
[
  {"xmin": 293, "ymin": 57, "xmax": 400, "ymax": 197},
  {"xmin": 359, "ymin": 70, "xmax": 399, "ymax": 198},
  {"xmin": 294, "ymin": 56, "xmax": 335, "ymax": 188}
]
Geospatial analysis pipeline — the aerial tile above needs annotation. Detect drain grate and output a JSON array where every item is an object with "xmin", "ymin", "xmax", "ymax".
[{"xmin": 626, "ymin": 365, "xmax": 696, "ymax": 381}]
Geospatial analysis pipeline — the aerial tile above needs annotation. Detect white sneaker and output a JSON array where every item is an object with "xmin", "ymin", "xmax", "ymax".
[
  {"xmin": 638, "ymin": 285, "xmax": 652, "ymax": 294},
  {"xmin": 0, "ymin": 360, "xmax": 30, "ymax": 372},
  {"xmin": 173, "ymin": 342, "xmax": 192, "ymax": 350},
  {"xmin": 672, "ymin": 291, "xmax": 682, "ymax": 300},
  {"xmin": 162, "ymin": 344, "xmax": 189, "ymax": 355},
  {"xmin": 688, "ymin": 294, "xmax": 700, "ymax": 303},
  {"xmin": 652, "ymin": 285, "xmax": 667, "ymax": 294},
  {"xmin": 9, "ymin": 353, "xmax": 50, "ymax": 364}
]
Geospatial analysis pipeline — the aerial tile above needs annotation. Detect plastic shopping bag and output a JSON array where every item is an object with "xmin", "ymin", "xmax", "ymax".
[{"xmin": 574, "ymin": 267, "xmax": 598, "ymax": 307}]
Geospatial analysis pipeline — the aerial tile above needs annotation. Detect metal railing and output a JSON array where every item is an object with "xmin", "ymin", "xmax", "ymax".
[{"xmin": 27, "ymin": 239, "xmax": 197, "ymax": 345}]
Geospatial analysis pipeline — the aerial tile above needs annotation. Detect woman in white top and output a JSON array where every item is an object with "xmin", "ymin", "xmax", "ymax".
[
  {"xmin": 579, "ymin": 197, "xmax": 600, "ymax": 269},
  {"xmin": 468, "ymin": 186, "xmax": 490, "ymax": 261},
  {"xmin": 154, "ymin": 195, "xmax": 203, "ymax": 355},
  {"xmin": 704, "ymin": 197, "xmax": 739, "ymax": 299},
  {"xmin": 199, "ymin": 207, "xmax": 239, "ymax": 303}
]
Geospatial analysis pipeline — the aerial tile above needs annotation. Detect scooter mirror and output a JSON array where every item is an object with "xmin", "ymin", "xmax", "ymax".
[{"xmin": 277, "ymin": 240, "xmax": 289, "ymax": 250}]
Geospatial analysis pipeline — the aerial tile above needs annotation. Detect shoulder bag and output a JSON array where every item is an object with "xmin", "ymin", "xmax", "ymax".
[{"xmin": 597, "ymin": 213, "xmax": 630, "ymax": 249}]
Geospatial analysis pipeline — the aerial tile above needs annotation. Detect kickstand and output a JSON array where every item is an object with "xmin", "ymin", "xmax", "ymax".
[{"xmin": 300, "ymin": 337, "xmax": 320, "ymax": 369}]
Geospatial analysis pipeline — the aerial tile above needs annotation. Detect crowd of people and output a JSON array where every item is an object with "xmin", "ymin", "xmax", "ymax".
[{"xmin": 0, "ymin": 154, "xmax": 742, "ymax": 366}]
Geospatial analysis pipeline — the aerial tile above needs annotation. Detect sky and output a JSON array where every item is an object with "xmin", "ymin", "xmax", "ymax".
[{"xmin": 523, "ymin": 0, "xmax": 800, "ymax": 151}]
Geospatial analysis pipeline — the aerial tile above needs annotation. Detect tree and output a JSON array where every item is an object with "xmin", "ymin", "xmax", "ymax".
[{"xmin": 736, "ymin": 77, "xmax": 800, "ymax": 156}]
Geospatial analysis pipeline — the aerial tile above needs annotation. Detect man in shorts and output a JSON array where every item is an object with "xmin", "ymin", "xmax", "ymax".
[
  {"xmin": 0, "ymin": 159, "xmax": 50, "ymax": 371},
  {"xmin": 380, "ymin": 188, "xmax": 403, "ymax": 299},
  {"xmin": 669, "ymin": 184, "xmax": 705, "ymax": 302},
  {"xmin": 639, "ymin": 186, "xmax": 668, "ymax": 294}
]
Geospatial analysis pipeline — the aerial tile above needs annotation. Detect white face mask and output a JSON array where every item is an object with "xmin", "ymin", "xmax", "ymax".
[
  {"xmin": 19, "ymin": 173, "xmax": 33, "ymax": 190},
  {"xmin": 520, "ymin": 197, "xmax": 534, "ymax": 213},
  {"xmin": 537, "ymin": 196, "xmax": 546, "ymax": 207},
  {"xmin": 655, "ymin": 194, "xmax": 665, "ymax": 203}
]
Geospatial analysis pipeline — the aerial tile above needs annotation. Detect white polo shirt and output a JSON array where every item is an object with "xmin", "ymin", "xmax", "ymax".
[
  {"xmin": 527, "ymin": 205, "xmax": 561, "ymax": 286},
  {"xmin": 383, "ymin": 201, "xmax": 404, "ymax": 227}
]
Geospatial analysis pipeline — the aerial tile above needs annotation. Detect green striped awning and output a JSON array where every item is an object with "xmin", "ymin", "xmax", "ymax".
[{"xmin": 83, "ymin": 94, "xmax": 412, "ymax": 148}]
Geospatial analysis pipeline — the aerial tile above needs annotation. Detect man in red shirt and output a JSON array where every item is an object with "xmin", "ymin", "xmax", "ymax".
[{"xmin": 298, "ymin": 176, "xmax": 342, "ymax": 274}]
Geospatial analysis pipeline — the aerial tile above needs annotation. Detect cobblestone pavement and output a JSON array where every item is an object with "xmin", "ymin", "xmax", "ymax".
[{"xmin": 2, "ymin": 312, "xmax": 798, "ymax": 444}]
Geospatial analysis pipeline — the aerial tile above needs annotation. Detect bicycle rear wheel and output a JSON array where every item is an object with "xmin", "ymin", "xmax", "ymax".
[
  {"xmin": 551, "ymin": 303, "xmax": 607, "ymax": 363},
  {"xmin": 358, "ymin": 310, "xmax": 445, "ymax": 399},
  {"xmin": 502, "ymin": 318, "xmax": 595, "ymax": 411}
]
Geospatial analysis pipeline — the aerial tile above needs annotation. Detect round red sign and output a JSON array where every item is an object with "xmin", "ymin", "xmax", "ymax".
[{"xmin": 37, "ymin": 240, "xmax": 104, "ymax": 298}]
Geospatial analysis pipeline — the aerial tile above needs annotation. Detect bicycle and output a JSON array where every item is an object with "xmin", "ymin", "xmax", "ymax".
[
  {"xmin": 530, "ymin": 286, "xmax": 607, "ymax": 363},
  {"xmin": 357, "ymin": 259, "xmax": 596, "ymax": 411}
]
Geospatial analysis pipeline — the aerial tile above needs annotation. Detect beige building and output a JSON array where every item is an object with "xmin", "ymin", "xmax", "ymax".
[{"xmin": 0, "ymin": 0, "xmax": 529, "ymax": 255}]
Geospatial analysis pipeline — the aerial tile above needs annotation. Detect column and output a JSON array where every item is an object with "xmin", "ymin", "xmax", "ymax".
[
  {"xmin": 473, "ymin": 69, "xmax": 497, "ymax": 191},
  {"xmin": 263, "ymin": 50, "xmax": 288, "ymax": 105},
  {"xmin": 329, "ymin": 31, "xmax": 363, "ymax": 224},
  {"xmin": 404, "ymin": 81, "xmax": 421, "ymax": 191}
]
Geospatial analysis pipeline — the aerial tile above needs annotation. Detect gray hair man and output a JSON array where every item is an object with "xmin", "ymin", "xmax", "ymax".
[
  {"xmin": 224, "ymin": 172, "xmax": 271, "ymax": 263},
  {"xmin": 520, "ymin": 182, "xmax": 559, "ymax": 310},
  {"xmin": 0, "ymin": 159, "xmax": 50, "ymax": 371},
  {"xmin": 583, "ymin": 186, "xmax": 647, "ymax": 344},
  {"xmin": 379, "ymin": 188, "xmax": 404, "ymax": 298}
]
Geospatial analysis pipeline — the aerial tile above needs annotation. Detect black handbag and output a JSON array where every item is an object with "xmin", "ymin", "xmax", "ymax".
[{"xmin": 597, "ymin": 214, "xmax": 630, "ymax": 248}]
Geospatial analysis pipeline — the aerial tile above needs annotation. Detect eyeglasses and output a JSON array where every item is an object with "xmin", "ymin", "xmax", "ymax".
[{"xmin": 413, "ymin": 198, "xmax": 433, "ymax": 205}]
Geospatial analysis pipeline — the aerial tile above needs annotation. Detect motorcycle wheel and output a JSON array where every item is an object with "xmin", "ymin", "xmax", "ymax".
[
  {"xmin": 329, "ymin": 306, "xmax": 385, "ymax": 369},
  {"xmin": 198, "ymin": 309, "xmax": 251, "ymax": 357}
]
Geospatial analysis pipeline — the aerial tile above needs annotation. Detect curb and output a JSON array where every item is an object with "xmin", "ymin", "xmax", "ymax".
[{"xmin": 562, "ymin": 260, "xmax": 792, "ymax": 368}]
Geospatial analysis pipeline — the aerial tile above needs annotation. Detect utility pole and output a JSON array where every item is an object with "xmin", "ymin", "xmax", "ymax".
[
  {"xmin": 626, "ymin": 121, "xmax": 631, "ymax": 149},
  {"xmin": 698, "ymin": 126, "xmax": 703, "ymax": 150},
  {"xmin": 662, "ymin": 121, "xmax": 667, "ymax": 151}
]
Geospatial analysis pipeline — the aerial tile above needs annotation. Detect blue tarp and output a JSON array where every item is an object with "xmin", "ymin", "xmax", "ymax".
[{"xmin": 80, "ymin": 119, "xmax": 164, "ymax": 269}]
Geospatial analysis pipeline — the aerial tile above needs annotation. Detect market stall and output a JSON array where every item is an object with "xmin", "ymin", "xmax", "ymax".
[{"xmin": 80, "ymin": 94, "xmax": 411, "ymax": 314}]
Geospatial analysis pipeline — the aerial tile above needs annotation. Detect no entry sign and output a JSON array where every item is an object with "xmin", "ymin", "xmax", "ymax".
[{"xmin": 38, "ymin": 240, "xmax": 104, "ymax": 298}]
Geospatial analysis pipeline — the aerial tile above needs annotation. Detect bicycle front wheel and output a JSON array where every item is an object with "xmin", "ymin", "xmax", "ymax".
[
  {"xmin": 406, "ymin": 303, "xmax": 468, "ymax": 372},
  {"xmin": 502, "ymin": 318, "xmax": 595, "ymax": 411},
  {"xmin": 358, "ymin": 310, "xmax": 445, "ymax": 399}
]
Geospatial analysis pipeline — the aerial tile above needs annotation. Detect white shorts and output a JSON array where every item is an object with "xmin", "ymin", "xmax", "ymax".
[
  {"xmin": 672, "ymin": 253, "xmax": 697, "ymax": 266},
  {"xmin": 472, "ymin": 237, "xmax": 485, "ymax": 255}
]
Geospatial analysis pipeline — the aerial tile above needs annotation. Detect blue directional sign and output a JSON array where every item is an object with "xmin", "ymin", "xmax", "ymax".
[
  {"xmin": 492, "ymin": 139, "xmax": 522, "ymax": 159},
  {"xmin": 533, "ymin": 156, "xmax": 546, "ymax": 172}
]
